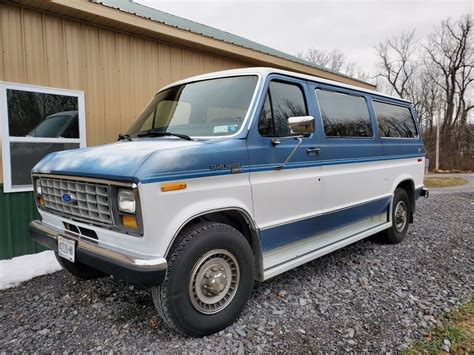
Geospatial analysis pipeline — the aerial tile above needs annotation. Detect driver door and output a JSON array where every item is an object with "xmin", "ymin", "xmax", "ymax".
[{"xmin": 247, "ymin": 77, "xmax": 323, "ymax": 253}]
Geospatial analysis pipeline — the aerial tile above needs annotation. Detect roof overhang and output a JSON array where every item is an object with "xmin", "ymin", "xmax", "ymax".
[{"xmin": 9, "ymin": 0, "xmax": 376, "ymax": 90}]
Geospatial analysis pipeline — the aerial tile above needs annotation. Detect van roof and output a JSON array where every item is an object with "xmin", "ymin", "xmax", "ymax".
[{"xmin": 164, "ymin": 67, "xmax": 411, "ymax": 104}]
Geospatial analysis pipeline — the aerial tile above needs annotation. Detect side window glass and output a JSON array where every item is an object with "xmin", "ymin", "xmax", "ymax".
[
  {"xmin": 373, "ymin": 101, "xmax": 417, "ymax": 138},
  {"xmin": 258, "ymin": 94, "xmax": 273, "ymax": 136},
  {"xmin": 258, "ymin": 81, "xmax": 307, "ymax": 137},
  {"xmin": 316, "ymin": 89, "xmax": 373, "ymax": 138}
]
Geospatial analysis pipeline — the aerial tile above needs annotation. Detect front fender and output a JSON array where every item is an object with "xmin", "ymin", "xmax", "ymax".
[{"xmin": 139, "ymin": 174, "xmax": 254, "ymax": 257}]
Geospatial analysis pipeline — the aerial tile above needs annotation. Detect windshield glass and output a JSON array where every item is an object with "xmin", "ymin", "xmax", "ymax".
[
  {"xmin": 127, "ymin": 75, "xmax": 258, "ymax": 137},
  {"xmin": 28, "ymin": 114, "xmax": 71, "ymax": 138}
]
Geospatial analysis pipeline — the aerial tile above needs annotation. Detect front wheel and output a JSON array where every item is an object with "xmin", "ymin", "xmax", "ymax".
[
  {"xmin": 152, "ymin": 222, "xmax": 255, "ymax": 336},
  {"xmin": 380, "ymin": 187, "xmax": 410, "ymax": 244}
]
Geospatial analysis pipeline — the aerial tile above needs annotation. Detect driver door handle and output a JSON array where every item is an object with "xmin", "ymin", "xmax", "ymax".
[{"xmin": 307, "ymin": 147, "xmax": 321, "ymax": 156}]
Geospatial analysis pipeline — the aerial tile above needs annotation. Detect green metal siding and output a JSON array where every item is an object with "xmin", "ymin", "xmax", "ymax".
[{"xmin": 0, "ymin": 185, "xmax": 45, "ymax": 259}]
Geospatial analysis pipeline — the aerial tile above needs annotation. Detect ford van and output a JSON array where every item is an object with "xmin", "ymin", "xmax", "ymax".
[{"xmin": 29, "ymin": 68, "xmax": 428, "ymax": 336}]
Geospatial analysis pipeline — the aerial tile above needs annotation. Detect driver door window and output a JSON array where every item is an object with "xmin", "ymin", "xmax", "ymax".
[{"xmin": 258, "ymin": 81, "xmax": 307, "ymax": 137}]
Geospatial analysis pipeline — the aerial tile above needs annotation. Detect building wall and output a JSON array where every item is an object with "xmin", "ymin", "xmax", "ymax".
[
  {"xmin": 0, "ymin": 184, "xmax": 44, "ymax": 259},
  {"xmin": 0, "ymin": 2, "xmax": 250, "ymax": 184},
  {"xmin": 0, "ymin": 3, "xmax": 251, "ymax": 258}
]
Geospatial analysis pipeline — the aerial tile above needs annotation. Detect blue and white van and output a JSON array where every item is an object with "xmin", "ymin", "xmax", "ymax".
[{"xmin": 30, "ymin": 68, "xmax": 428, "ymax": 336}]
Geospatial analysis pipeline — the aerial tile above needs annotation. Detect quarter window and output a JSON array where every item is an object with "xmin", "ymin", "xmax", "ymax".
[
  {"xmin": 0, "ymin": 83, "xmax": 86, "ymax": 192},
  {"xmin": 316, "ymin": 89, "xmax": 373, "ymax": 138},
  {"xmin": 258, "ymin": 81, "xmax": 307, "ymax": 137},
  {"xmin": 373, "ymin": 101, "xmax": 417, "ymax": 138}
]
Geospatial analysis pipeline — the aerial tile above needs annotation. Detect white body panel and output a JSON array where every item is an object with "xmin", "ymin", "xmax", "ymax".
[
  {"xmin": 250, "ymin": 166, "xmax": 322, "ymax": 229},
  {"xmin": 38, "ymin": 156, "xmax": 424, "ymax": 273},
  {"xmin": 321, "ymin": 157, "xmax": 424, "ymax": 212},
  {"xmin": 139, "ymin": 173, "xmax": 254, "ymax": 257}
]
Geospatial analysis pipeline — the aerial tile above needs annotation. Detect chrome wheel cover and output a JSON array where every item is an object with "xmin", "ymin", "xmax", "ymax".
[
  {"xmin": 394, "ymin": 200, "xmax": 408, "ymax": 232},
  {"xmin": 188, "ymin": 249, "xmax": 240, "ymax": 315}
]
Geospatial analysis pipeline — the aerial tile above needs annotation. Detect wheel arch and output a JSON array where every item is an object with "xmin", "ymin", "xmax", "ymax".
[
  {"xmin": 166, "ymin": 208, "xmax": 264, "ymax": 281},
  {"xmin": 394, "ymin": 178, "xmax": 416, "ymax": 222}
]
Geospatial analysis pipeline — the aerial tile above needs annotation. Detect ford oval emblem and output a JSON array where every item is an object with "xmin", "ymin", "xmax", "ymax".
[{"xmin": 62, "ymin": 193, "xmax": 76, "ymax": 204}]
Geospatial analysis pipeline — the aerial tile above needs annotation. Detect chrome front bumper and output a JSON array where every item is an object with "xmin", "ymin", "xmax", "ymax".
[{"xmin": 29, "ymin": 220, "xmax": 167, "ymax": 285}]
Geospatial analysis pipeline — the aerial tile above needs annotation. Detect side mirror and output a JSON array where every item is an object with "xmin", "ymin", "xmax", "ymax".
[{"xmin": 288, "ymin": 116, "xmax": 315, "ymax": 135}]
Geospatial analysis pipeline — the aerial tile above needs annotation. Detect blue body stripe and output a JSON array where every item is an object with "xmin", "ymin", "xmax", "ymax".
[
  {"xmin": 139, "ymin": 153, "xmax": 423, "ymax": 184},
  {"xmin": 259, "ymin": 197, "xmax": 390, "ymax": 252}
]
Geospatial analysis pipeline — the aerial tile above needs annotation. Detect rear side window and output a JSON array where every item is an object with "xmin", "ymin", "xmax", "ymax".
[
  {"xmin": 373, "ymin": 101, "xmax": 417, "ymax": 138},
  {"xmin": 258, "ymin": 81, "xmax": 307, "ymax": 137},
  {"xmin": 316, "ymin": 89, "xmax": 373, "ymax": 138}
]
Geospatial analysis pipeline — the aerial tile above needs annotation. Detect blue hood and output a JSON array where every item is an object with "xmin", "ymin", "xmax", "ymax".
[{"xmin": 32, "ymin": 138, "xmax": 249, "ymax": 183}]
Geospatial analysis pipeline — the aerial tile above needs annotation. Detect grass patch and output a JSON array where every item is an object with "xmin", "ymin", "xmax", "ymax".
[
  {"xmin": 424, "ymin": 176, "xmax": 468, "ymax": 188},
  {"xmin": 403, "ymin": 296, "xmax": 474, "ymax": 354}
]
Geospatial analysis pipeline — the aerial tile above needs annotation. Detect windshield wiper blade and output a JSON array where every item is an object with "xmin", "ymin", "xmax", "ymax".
[
  {"xmin": 137, "ymin": 130, "xmax": 192, "ymax": 141},
  {"xmin": 117, "ymin": 133, "xmax": 132, "ymax": 141}
]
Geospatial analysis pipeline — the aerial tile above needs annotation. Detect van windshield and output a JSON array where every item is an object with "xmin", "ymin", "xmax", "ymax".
[{"xmin": 127, "ymin": 76, "xmax": 258, "ymax": 138}]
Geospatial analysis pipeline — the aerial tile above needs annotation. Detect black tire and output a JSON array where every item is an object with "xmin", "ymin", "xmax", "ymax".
[
  {"xmin": 381, "ymin": 187, "xmax": 410, "ymax": 244},
  {"xmin": 54, "ymin": 252, "xmax": 106, "ymax": 280},
  {"xmin": 152, "ymin": 222, "xmax": 255, "ymax": 337}
]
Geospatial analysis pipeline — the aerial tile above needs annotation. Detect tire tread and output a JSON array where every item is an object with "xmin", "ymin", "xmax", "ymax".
[{"xmin": 152, "ymin": 222, "xmax": 242, "ymax": 335}]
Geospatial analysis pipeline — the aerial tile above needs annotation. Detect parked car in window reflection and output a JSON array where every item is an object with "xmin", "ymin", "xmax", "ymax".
[{"xmin": 11, "ymin": 111, "xmax": 79, "ymax": 186}]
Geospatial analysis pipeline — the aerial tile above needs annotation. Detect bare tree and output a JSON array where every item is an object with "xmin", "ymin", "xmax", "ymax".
[
  {"xmin": 375, "ymin": 15, "xmax": 473, "ymax": 170},
  {"xmin": 425, "ymin": 14, "xmax": 473, "ymax": 131},
  {"xmin": 424, "ymin": 15, "xmax": 474, "ymax": 170},
  {"xmin": 375, "ymin": 30, "xmax": 419, "ymax": 99},
  {"xmin": 297, "ymin": 48, "xmax": 363, "ymax": 79}
]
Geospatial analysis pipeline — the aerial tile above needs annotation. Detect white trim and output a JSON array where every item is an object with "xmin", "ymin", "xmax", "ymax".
[
  {"xmin": 0, "ymin": 81, "xmax": 86, "ymax": 193},
  {"xmin": 159, "ymin": 68, "xmax": 410, "ymax": 104},
  {"xmin": 9, "ymin": 137, "xmax": 81, "ymax": 144}
]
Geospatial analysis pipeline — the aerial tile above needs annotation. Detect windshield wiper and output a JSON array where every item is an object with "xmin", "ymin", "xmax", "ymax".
[
  {"xmin": 137, "ymin": 129, "xmax": 192, "ymax": 141},
  {"xmin": 117, "ymin": 133, "xmax": 132, "ymax": 141}
]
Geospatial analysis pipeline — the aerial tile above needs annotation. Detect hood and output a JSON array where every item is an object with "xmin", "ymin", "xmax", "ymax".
[{"xmin": 32, "ymin": 139, "xmax": 203, "ymax": 181}]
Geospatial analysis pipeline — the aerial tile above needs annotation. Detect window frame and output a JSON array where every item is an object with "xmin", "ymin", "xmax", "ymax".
[
  {"xmin": 315, "ymin": 87, "xmax": 375, "ymax": 140},
  {"xmin": 257, "ymin": 79, "xmax": 309, "ymax": 138},
  {"xmin": 0, "ymin": 82, "xmax": 86, "ymax": 193},
  {"xmin": 371, "ymin": 99, "xmax": 419, "ymax": 140}
]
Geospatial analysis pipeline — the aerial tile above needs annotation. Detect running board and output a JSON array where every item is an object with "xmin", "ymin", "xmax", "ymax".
[{"xmin": 262, "ymin": 218, "xmax": 391, "ymax": 280}]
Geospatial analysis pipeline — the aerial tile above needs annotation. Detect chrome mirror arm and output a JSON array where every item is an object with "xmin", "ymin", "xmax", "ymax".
[{"xmin": 275, "ymin": 136, "xmax": 303, "ymax": 170}]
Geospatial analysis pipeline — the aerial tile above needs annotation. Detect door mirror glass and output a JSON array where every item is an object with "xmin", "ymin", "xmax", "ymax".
[{"xmin": 288, "ymin": 116, "xmax": 315, "ymax": 135}]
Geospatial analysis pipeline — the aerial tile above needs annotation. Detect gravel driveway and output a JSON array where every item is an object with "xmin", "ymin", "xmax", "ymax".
[{"xmin": 1, "ymin": 190, "xmax": 473, "ymax": 352}]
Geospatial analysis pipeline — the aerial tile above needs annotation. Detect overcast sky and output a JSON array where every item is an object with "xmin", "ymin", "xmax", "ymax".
[{"xmin": 137, "ymin": 0, "xmax": 472, "ymax": 73}]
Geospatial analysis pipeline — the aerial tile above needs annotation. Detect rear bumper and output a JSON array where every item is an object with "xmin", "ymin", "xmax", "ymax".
[
  {"xmin": 29, "ymin": 220, "xmax": 167, "ymax": 286},
  {"xmin": 415, "ymin": 187, "xmax": 429, "ymax": 199},
  {"xmin": 420, "ymin": 187, "xmax": 429, "ymax": 198}
]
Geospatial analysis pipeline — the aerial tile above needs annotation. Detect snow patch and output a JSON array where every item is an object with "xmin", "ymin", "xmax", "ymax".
[{"xmin": 0, "ymin": 251, "xmax": 62, "ymax": 290}]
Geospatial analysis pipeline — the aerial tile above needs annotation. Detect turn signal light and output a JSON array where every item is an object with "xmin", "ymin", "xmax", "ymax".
[
  {"xmin": 37, "ymin": 196, "xmax": 45, "ymax": 208},
  {"xmin": 122, "ymin": 215, "xmax": 138, "ymax": 229},
  {"xmin": 161, "ymin": 182, "xmax": 187, "ymax": 192}
]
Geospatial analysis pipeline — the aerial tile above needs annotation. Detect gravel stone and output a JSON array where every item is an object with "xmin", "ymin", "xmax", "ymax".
[
  {"xmin": 0, "ymin": 190, "xmax": 472, "ymax": 352},
  {"xmin": 347, "ymin": 328, "xmax": 355, "ymax": 338}
]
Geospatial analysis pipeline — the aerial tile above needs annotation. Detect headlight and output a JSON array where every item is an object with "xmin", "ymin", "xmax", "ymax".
[
  {"xmin": 118, "ymin": 189, "xmax": 136, "ymax": 214},
  {"xmin": 35, "ymin": 179, "xmax": 42, "ymax": 195}
]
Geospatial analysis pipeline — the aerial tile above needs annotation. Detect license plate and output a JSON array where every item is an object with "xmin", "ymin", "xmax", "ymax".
[{"xmin": 58, "ymin": 236, "xmax": 75, "ymax": 262}]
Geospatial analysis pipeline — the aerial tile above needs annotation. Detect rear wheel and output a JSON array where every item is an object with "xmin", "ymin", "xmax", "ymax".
[
  {"xmin": 152, "ymin": 222, "xmax": 255, "ymax": 337},
  {"xmin": 54, "ymin": 252, "xmax": 105, "ymax": 280},
  {"xmin": 381, "ymin": 187, "xmax": 410, "ymax": 244}
]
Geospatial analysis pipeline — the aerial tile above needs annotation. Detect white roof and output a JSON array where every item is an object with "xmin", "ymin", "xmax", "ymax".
[{"xmin": 162, "ymin": 67, "xmax": 411, "ymax": 104}]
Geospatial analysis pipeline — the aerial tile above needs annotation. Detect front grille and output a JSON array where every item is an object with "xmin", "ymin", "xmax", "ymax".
[{"xmin": 38, "ymin": 176, "xmax": 113, "ymax": 226}]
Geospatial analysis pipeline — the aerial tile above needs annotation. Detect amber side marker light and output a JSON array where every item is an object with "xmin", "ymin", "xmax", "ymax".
[
  {"xmin": 37, "ymin": 196, "xmax": 45, "ymax": 208},
  {"xmin": 122, "ymin": 215, "xmax": 138, "ymax": 229},
  {"xmin": 161, "ymin": 182, "xmax": 187, "ymax": 192}
]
